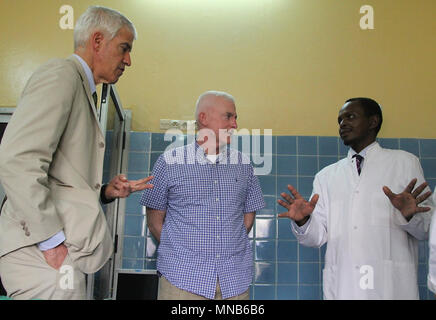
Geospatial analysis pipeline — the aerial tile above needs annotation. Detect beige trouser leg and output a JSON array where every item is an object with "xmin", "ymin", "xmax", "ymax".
[
  {"xmin": 158, "ymin": 276, "xmax": 249, "ymax": 300},
  {"xmin": 0, "ymin": 245, "xmax": 86, "ymax": 300}
]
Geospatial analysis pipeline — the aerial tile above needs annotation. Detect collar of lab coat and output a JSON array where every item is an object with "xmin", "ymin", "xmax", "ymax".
[{"xmin": 347, "ymin": 141, "xmax": 380, "ymax": 162}]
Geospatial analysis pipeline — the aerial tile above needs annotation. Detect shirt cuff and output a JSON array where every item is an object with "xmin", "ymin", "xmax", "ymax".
[
  {"xmin": 100, "ymin": 184, "xmax": 115, "ymax": 204},
  {"xmin": 38, "ymin": 230, "xmax": 66, "ymax": 251},
  {"xmin": 291, "ymin": 216, "xmax": 312, "ymax": 234}
]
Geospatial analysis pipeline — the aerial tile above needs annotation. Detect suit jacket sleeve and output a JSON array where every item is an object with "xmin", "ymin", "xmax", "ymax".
[{"xmin": 0, "ymin": 60, "xmax": 78, "ymax": 243}]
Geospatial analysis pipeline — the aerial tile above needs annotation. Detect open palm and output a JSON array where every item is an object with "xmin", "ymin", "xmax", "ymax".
[
  {"xmin": 278, "ymin": 185, "xmax": 319, "ymax": 224},
  {"xmin": 383, "ymin": 178, "xmax": 432, "ymax": 220}
]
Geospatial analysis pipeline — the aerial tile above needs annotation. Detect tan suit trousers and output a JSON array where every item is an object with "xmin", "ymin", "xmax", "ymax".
[
  {"xmin": 158, "ymin": 276, "xmax": 250, "ymax": 300},
  {"xmin": 0, "ymin": 245, "xmax": 86, "ymax": 300}
]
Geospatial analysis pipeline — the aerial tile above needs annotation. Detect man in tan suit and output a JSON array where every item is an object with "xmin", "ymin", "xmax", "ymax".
[{"xmin": 0, "ymin": 6, "xmax": 152, "ymax": 300}]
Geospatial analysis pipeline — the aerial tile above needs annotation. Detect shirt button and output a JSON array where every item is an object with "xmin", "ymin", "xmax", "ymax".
[
  {"xmin": 216, "ymin": 198, "xmax": 219, "ymax": 202},
  {"xmin": 216, "ymin": 255, "xmax": 220, "ymax": 258},
  {"xmin": 95, "ymin": 183, "xmax": 101, "ymax": 190},
  {"xmin": 25, "ymin": 231, "xmax": 30, "ymax": 237},
  {"xmin": 99, "ymin": 142, "xmax": 105, "ymax": 148},
  {"xmin": 217, "ymin": 216, "xmax": 220, "ymax": 220},
  {"xmin": 20, "ymin": 220, "xmax": 26, "ymax": 226},
  {"xmin": 354, "ymin": 226, "xmax": 358, "ymax": 230},
  {"xmin": 214, "ymin": 180, "xmax": 218, "ymax": 184}
]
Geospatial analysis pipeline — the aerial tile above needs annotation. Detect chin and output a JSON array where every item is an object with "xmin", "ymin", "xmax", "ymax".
[{"xmin": 341, "ymin": 138, "xmax": 351, "ymax": 146}]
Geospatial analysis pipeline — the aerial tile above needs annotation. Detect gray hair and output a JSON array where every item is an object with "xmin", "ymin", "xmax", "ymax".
[
  {"xmin": 74, "ymin": 6, "xmax": 137, "ymax": 50},
  {"xmin": 195, "ymin": 90, "xmax": 235, "ymax": 123}
]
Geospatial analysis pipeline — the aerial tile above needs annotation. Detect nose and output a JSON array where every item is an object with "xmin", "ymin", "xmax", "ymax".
[
  {"xmin": 231, "ymin": 118, "xmax": 237, "ymax": 129},
  {"xmin": 339, "ymin": 117, "xmax": 347, "ymax": 128},
  {"xmin": 124, "ymin": 52, "xmax": 131, "ymax": 67}
]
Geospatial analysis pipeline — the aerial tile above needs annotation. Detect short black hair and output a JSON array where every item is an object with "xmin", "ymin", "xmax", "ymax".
[{"xmin": 345, "ymin": 97, "xmax": 383, "ymax": 134}]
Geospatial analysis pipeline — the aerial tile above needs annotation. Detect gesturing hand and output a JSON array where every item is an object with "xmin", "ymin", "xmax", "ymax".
[
  {"xmin": 383, "ymin": 178, "xmax": 432, "ymax": 221},
  {"xmin": 277, "ymin": 185, "xmax": 319, "ymax": 226},
  {"xmin": 105, "ymin": 174, "xmax": 154, "ymax": 200}
]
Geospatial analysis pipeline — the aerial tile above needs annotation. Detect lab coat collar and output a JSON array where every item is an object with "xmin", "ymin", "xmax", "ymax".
[{"xmin": 347, "ymin": 141, "xmax": 380, "ymax": 161}]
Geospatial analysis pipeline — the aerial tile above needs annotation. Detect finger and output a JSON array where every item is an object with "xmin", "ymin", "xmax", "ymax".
[
  {"xmin": 280, "ymin": 192, "xmax": 294, "ymax": 203},
  {"xmin": 129, "ymin": 175, "xmax": 154, "ymax": 187},
  {"xmin": 110, "ymin": 175, "xmax": 124, "ymax": 184},
  {"xmin": 287, "ymin": 185, "xmax": 303, "ymax": 200},
  {"xmin": 416, "ymin": 191, "xmax": 432, "ymax": 204},
  {"xmin": 139, "ymin": 176, "xmax": 154, "ymax": 184},
  {"xmin": 277, "ymin": 199, "xmax": 290, "ymax": 210},
  {"xmin": 382, "ymin": 186, "xmax": 395, "ymax": 200},
  {"xmin": 411, "ymin": 182, "xmax": 428, "ymax": 198},
  {"xmin": 404, "ymin": 178, "xmax": 418, "ymax": 194},
  {"xmin": 132, "ymin": 183, "xmax": 154, "ymax": 192},
  {"xmin": 131, "ymin": 176, "xmax": 152, "ymax": 185},
  {"xmin": 309, "ymin": 194, "xmax": 319, "ymax": 207},
  {"xmin": 415, "ymin": 206, "xmax": 431, "ymax": 213},
  {"xmin": 278, "ymin": 211, "xmax": 291, "ymax": 218}
]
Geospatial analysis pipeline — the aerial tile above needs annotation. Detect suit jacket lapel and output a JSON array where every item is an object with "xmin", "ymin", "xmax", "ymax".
[{"xmin": 67, "ymin": 55, "xmax": 104, "ymax": 138}]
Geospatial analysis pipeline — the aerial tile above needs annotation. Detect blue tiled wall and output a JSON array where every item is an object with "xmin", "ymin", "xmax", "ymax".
[{"xmin": 122, "ymin": 132, "xmax": 436, "ymax": 300}]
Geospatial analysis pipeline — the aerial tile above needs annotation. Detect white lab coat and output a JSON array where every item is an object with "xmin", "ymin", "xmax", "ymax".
[
  {"xmin": 428, "ymin": 191, "xmax": 436, "ymax": 293},
  {"xmin": 292, "ymin": 143, "xmax": 433, "ymax": 299}
]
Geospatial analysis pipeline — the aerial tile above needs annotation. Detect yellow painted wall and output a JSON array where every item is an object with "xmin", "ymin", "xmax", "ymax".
[{"xmin": 0, "ymin": 0, "xmax": 435, "ymax": 137}]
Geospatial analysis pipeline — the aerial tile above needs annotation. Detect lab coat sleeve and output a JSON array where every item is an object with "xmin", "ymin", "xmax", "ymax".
[
  {"xmin": 428, "ymin": 193, "xmax": 436, "ymax": 293},
  {"xmin": 392, "ymin": 155, "xmax": 434, "ymax": 241},
  {"xmin": 291, "ymin": 173, "xmax": 328, "ymax": 248}
]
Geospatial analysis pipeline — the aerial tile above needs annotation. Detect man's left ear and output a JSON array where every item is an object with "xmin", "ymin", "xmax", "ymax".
[{"xmin": 92, "ymin": 31, "xmax": 105, "ymax": 52}]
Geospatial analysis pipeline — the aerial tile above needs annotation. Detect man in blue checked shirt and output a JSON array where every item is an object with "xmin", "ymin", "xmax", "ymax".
[{"xmin": 140, "ymin": 91, "xmax": 265, "ymax": 300}]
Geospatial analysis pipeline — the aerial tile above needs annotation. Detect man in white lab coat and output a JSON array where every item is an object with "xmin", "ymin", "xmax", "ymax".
[{"xmin": 278, "ymin": 97, "xmax": 434, "ymax": 299}]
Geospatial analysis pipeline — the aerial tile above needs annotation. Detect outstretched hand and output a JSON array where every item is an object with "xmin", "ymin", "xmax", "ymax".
[
  {"xmin": 383, "ymin": 178, "xmax": 432, "ymax": 220},
  {"xmin": 105, "ymin": 174, "xmax": 154, "ymax": 200},
  {"xmin": 277, "ymin": 185, "xmax": 319, "ymax": 226}
]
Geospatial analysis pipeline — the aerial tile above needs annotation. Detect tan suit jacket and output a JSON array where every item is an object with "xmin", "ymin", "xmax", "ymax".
[{"xmin": 0, "ymin": 55, "xmax": 113, "ymax": 273}]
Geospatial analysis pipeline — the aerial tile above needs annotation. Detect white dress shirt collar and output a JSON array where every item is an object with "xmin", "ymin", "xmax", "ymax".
[{"xmin": 73, "ymin": 53, "xmax": 96, "ymax": 94}]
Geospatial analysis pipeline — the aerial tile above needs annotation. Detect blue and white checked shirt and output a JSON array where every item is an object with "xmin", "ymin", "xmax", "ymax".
[{"xmin": 140, "ymin": 142, "xmax": 265, "ymax": 299}]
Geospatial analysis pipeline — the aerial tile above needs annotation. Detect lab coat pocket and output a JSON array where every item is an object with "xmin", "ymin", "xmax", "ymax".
[
  {"xmin": 322, "ymin": 265, "xmax": 338, "ymax": 300},
  {"xmin": 381, "ymin": 260, "xmax": 419, "ymax": 299}
]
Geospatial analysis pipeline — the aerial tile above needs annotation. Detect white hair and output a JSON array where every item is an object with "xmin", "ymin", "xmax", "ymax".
[
  {"xmin": 195, "ymin": 90, "xmax": 235, "ymax": 123},
  {"xmin": 74, "ymin": 6, "xmax": 137, "ymax": 50}
]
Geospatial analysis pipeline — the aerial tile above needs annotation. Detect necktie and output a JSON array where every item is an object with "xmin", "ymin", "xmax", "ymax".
[
  {"xmin": 92, "ymin": 91, "xmax": 98, "ymax": 107},
  {"xmin": 352, "ymin": 154, "xmax": 364, "ymax": 175}
]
